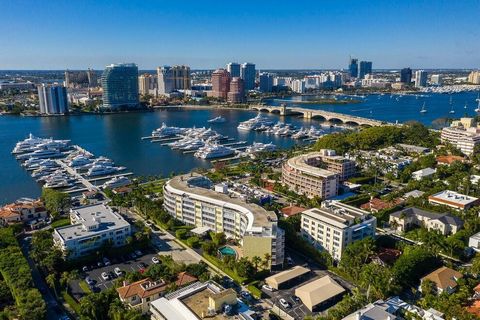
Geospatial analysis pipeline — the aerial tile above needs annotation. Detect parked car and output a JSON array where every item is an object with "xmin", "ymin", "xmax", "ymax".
[
  {"xmin": 134, "ymin": 250, "xmax": 143, "ymax": 256},
  {"xmin": 286, "ymin": 256, "xmax": 293, "ymax": 265},
  {"xmin": 85, "ymin": 277, "xmax": 95, "ymax": 286},
  {"xmin": 262, "ymin": 284, "xmax": 275, "ymax": 292},
  {"xmin": 101, "ymin": 272, "xmax": 110, "ymax": 281},
  {"xmin": 241, "ymin": 291, "xmax": 251, "ymax": 300},
  {"xmin": 279, "ymin": 298, "xmax": 290, "ymax": 309},
  {"xmin": 82, "ymin": 266, "xmax": 88, "ymax": 272},
  {"xmin": 97, "ymin": 261, "xmax": 104, "ymax": 267},
  {"xmin": 152, "ymin": 256, "xmax": 160, "ymax": 264},
  {"xmin": 103, "ymin": 257, "xmax": 111, "ymax": 266},
  {"xmin": 292, "ymin": 295, "xmax": 300, "ymax": 303},
  {"xmin": 114, "ymin": 267, "xmax": 123, "ymax": 277},
  {"xmin": 138, "ymin": 262, "xmax": 148, "ymax": 269}
]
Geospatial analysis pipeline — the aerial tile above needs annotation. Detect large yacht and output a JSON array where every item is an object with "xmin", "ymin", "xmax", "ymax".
[
  {"xmin": 25, "ymin": 159, "xmax": 58, "ymax": 171},
  {"xmin": 181, "ymin": 140, "xmax": 205, "ymax": 151},
  {"xmin": 12, "ymin": 134, "xmax": 70, "ymax": 154},
  {"xmin": 152, "ymin": 123, "xmax": 187, "ymax": 138},
  {"xmin": 16, "ymin": 148, "xmax": 64, "ymax": 160},
  {"xmin": 86, "ymin": 164, "xmax": 124, "ymax": 177},
  {"xmin": 208, "ymin": 116, "xmax": 226, "ymax": 123},
  {"xmin": 68, "ymin": 156, "xmax": 92, "ymax": 167},
  {"xmin": 43, "ymin": 172, "xmax": 75, "ymax": 188},
  {"xmin": 237, "ymin": 114, "xmax": 273, "ymax": 131},
  {"xmin": 194, "ymin": 144, "xmax": 235, "ymax": 159},
  {"xmin": 102, "ymin": 176, "xmax": 132, "ymax": 189},
  {"xmin": 245, "ymin": 142, "xmax": 277, "ymax": 154}
]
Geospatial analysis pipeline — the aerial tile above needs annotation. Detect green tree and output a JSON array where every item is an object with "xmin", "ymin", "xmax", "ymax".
[{"xmin": 41, "ymin": 188, "xmax": 71, "ymax": 218}]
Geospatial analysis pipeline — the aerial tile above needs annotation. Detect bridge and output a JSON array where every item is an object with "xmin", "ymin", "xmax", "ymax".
[{"xmin": 250, "ymin": 105, "xmax": 393, "ymax": 127}]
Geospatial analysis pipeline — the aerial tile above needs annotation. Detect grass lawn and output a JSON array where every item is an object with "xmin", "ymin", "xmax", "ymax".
[
  {"xmin": 78, "ymin": 280, "xmax": 92, "ymax": 294},
  {"xmin": 247, "ymin": 284, "xmax": 263, "ymax": 299},
  {"xmin": 51, "ymin": 218, "xmax": 70, "ymax": 229},
  {"xmin": 61, "ymin": 290, "xmax": 80, "ymax": 315},
  {"xmin": 202, "ymin": 253, "xmax": 247, "ymax": 284}
]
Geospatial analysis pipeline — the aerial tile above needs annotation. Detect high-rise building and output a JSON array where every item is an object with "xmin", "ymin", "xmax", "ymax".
[
  {"xmin": 227, "ymin": 77, "xmax": 245, "ymax": 103},
  {"xmin": 259, "ymin": 72, "xmax": 274, "ymax": 92},
  {"xmin": 400, "ymin": 68, "xmax": 412, "ymax": 84},
  {"xmin": 468, "ymin": 71, "xmax": 480, "ymax": 84},
  {"xmin": 240, "ymin": 62, "xmax": 256, "ymax": 90},
  {"xmin": 101, "ymin": 63, "xmax": 139, "ymax": 109},
  {"xmin": 65, "ymin": 69, "xmax": 97, "ymax": 88},
  {"xmin": 157, "ymin": 65, "xmax": 191, "ymax": 94},
  {"xmin": 226, "ymin": 62, "xmax": 241, "ymax": 78},
  {"xmin": 430, "ymin": 74, "xmax": 443, "ymax": 85},
  {"xmin": 348, "ymin": 58, "xmax": 358, "ymax": 78},
  {"xmin": 291, "ymin": 79, "xmax": 306, "ymax": 93},
  {"xmin": 358, "ymin": 61, "xmax": 372, "ymax": 79},
  {"xmin": 210, "ymin": 68, "xmax": 230, "ymax": 100},
  {"xmin": 138, "ymin": 74, "xmax": 157, "ymax": 96},
  {"xmin": 415, "ymin": 70, "xmax": 428, "ymax": 88},
  {"xmin": 37, "ymin": 84, "xmax": 69, "ymax": 115}
]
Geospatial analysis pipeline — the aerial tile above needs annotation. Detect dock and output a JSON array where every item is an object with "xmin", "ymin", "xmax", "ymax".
[{"xmin": 87, "ymin": 172, "xmax": 134, "ymax": 182}]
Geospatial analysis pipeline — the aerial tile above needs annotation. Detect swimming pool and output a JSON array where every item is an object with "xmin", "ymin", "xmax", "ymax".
[{"xmin": 218, "ymin": 246, "xmax": 237, "ymax": 257}]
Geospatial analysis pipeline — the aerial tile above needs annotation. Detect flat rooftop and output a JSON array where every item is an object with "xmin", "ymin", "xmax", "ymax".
[
  {"xmin": 55, "ymin": 204, "xmax": 130, "ymax": 241},
  {"xmin": 181, "ymin": 287, "xmax": 228, "ymax": 320},
  {"xmin": 429, "ymin": 190, "xmax": 478, "ymax": 205},
  {"xmin": 286, "ymin": 152, "xmax": 338, "ymax": 178},
  {"xmin": 167, "ymin": 174, "xmax": 277, "ymax": 228},
  {"xmin": 303, "ymin": 200, "xmax": 371, "ymax": 228}
]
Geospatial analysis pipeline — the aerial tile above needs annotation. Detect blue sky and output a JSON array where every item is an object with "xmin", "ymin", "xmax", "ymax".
[{"xmin": 0, "ymin": 0, "xmax": 479, "ymax": 70}]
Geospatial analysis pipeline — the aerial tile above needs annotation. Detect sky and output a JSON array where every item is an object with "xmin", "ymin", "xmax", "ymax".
[{"xmin": 0, "ymin": 0, "xmax": 479, "ymax": 70}]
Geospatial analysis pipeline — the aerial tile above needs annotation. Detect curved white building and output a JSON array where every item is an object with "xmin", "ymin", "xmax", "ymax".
[{"xmin": 163, "ymin": 174, "xmax": 284, "ymax": 266}]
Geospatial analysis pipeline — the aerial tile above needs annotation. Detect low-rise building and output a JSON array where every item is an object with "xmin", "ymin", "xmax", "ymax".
[
  {"xmin": 163, "ymin": 174, "xmax": 284, "ymax": 267},
  {"xmin": 389, "ymin": 207, "xmax": 463, "ymax": 235},
  {"xmin": 294, "ymin": 276, "xmax": 345, "ymax": 312},
  {"xmin": 441, "ymin": 121, "xmax": 480, "ymax": 155},
  {"xmin": 301, "ymin": 201, "xmax": 376, "ymax": 260},
  {"xmin": 53, "ymin": 204, "xmax": 131, "ymax": 259},
  {"xmin": 420, "ymin": 266, "xmax": 463, "ymax": 295},
  {"xmin": 396, "ymin": 144, "xmax": 431, "ymax": 154},
  {"xmin": 0, "ymin": 198, "xmax": 47, "ymax": 226},
  {"xmin": 342, "ymin": 299, "xmax": 399, "ymax": 320},
  {"xmin": 428, "ymin": 190, "xmax": 479, "ymax": 210},
  {"xmin": 412, "ymin": 167, "xmax": 436, "ymax": 181},
  {"xmin": 402, "ymin": 190, "xmax": 425, "ymax": 199},
  {"xmin": 436, "ymin": 155, "xmax": 466, "ymax": 165},
  {"xmin": 469, "ymin": 231, "xmax": 480, "ymax": 252},
  {"xmin": 360, "ymin": 197, "xmax": 403, "ymax": 213},
  {"xmin": 282, "ymin": 152, "xmax": 339, "ymax": 199},
  {"xmin": 280, "ymin": 205, "xmax": 306, "ymax": 218},
  {"xmin": 150, "ymin": 281, "xmax": 241, "ymax": 320}
]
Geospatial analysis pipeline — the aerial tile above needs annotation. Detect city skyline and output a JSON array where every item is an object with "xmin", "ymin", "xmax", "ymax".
[{"xmin": 1, "ymin": 1, "xmax": 479, "ymax": 70}]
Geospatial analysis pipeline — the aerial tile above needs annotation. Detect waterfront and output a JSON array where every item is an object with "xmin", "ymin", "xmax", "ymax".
[
  {"xmin": 0, "ymin": 109, "xmax": 335, "ymax": 203},
  {"xmin": 263, "ymin": 91, "xmax": 480, "ymax": 125}
]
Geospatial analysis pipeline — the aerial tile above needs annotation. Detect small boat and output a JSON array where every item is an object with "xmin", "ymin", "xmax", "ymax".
[
  {"xmin": 475, "ymin": 100, "xmax": 480, "ymax": 113},
  {"xmin": 207, "ymin": 116, "xmax": 226, "ymax": 123},
  {"xmin": 420, "ymin": 102, "xmax": 427, "ymax": 113}
]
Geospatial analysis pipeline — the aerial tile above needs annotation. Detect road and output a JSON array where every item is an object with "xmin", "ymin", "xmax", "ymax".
[{"xmin": 19, "ymin": 237, "xmax": 68, "ymax": 320}]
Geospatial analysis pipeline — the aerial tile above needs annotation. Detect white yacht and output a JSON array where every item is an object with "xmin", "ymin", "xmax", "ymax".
[
  {"xmin": 181, "ymin": 140, "xmax": 205, "ymax": 151},
  {"xmin": 292, "ymin": 128, "xmax": 309, "ymax": 139},
  {"xmin": 26, "ymin": 159, "xmax": 58, "ymax": 171},
  {"xmin": 208, "ymin": 116, "xmax": 226, "ymax": 123},
  {"xmin": 22, "ymin": 157, "xmax": 44, "ymax": 168},
  {"xmin": 32, "ymin": 167, "xmax": 59, "ymax": 180},
  {"xmin": 152, "ymin": 123, "xmax": 186, "ymax": 138},
  {"xmin": 16, "ymin": 148, "xmax": 63, "ymax": 160},
  {"xmin": 194, "ymin": 144, "xmax": 235, "ymax": 159},
  {"xmin": 68, "ymin": 156, "xmax": 92, "ymax": 167},
  {"xmin": 86, "ymin": 164, "xmax": 124, "ymax": 177},
  {"xmin": 44, "ymin": 179, "xmax": 73, "ymax": 189},
  {"xmin": 12, "ymin": 134, "xmax": 70, "ymax": 154},
  {"xmin": 245, "ymin": 142, "xmax": 276, "ymax": 154},
  {"xmin": 102, "ymin": 176, "xmax": 132, "ymax": 189},
  {"xmin": 237, "ymin": 114, "xmax": 273, "ymax": 131}
]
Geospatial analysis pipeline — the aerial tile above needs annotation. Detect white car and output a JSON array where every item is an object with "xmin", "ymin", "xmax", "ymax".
[
  {"xmin": 101, "ymin": 272, "xmax": 110, "ymax": 281},
  {"xmin": 114, "ymin": 267, "xmax": 123, "ymax": 277},
  {"xmin": 152, "ymin": 256, "xmax": 160, "ymax": 264},
  {"xmin": 279, "ymin": 298, "xmax": 290, "ymax": 309},
  {"xmin": 262, "ymin": 284, "xmax": 275, "ymax": 292}
]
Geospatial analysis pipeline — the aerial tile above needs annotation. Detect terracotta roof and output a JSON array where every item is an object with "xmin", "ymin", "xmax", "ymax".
[
  {"xmin": 281, "ymin": 205, "xmax": 306, "ymax": 217},
  {"xmin": 474, "ymin": 283, "xmax": 480, "ymax": 293},
  {"xmin": 0, "ymin": 209, "xmax": 20, "ymax": 219},
  {"xmin": 374, "ymin": 248, "xmax": 402, "ymax": 265},
  {"xmin": 466, "ymin": 300, "xmax": 480, "ymax": 317},
  {"xmin": 116, "ymin": 278, "xmax": 167, "ymax": 300},
  {"xmin": 360, "ymin": 198, "xmax": 403, "ymax": 211},
  {"xmin": 436, "ymin": 155, "xmax": 465, "ymax": 165},
  {"xmin": 175, "ymin": 272, "xmax": 197, "ymax": 287},
  {"xmin": 421, "ymin": 266, "xmax": 463, "ymax": 291}
]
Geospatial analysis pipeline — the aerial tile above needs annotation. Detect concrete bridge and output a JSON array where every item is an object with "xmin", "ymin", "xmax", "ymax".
[{"xmin": 250, "ymin": 105, "xmax": 393, "ymax": 127}]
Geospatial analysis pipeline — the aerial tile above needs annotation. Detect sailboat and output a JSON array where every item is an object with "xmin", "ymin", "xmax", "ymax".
[
  {"xmin": 475, "ymin": 99, "xmax": 480, "ymax": 113},
  {"xmin": 449, "ymin": 96, "xmax": 455, "ymax": 114},
  {"xmin": 420, "ymin": 102, "xmax": 427, "ymax": 113}
]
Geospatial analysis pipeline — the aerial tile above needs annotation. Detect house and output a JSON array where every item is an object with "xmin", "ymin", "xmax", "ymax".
[
  {"xmin": 412, "ymin": 168, "xmax": 436, "ymax": 181},
  {"xmin": 280, "ymin": 205, "xmax": 306, "ymax": 218},
  {"xmin": 372, "ymin": 248, "xmax": 402, "ymax": 267},
  {"xmin": 428, "ymin": 190, "xmax": 479, "ymax": 210},
  {"xmin": 117, "ymin": 273, "xmax": 197, "ymax": 314},
  {"xmin": 342, "ymin": 299, "xmax": 399, "ymax": 320},
  {"xmin": 112, "ymin": 186, "xmax": 133, "ymax": 195},
  {"xmin": 360, "ymin": 197, "xmax": 403, "ymax": 213},
  {"xmin": 469, "ymin": 231, "xmax": 480, "ymax": 252},
  {"xmin": 436, "ymin": 155, "xmax": 466, "ymax": 165},
  {"xmin": 402, "ymin": 190, "xmax": 425, "ymax": 199},
  {"xmin": 396, "ymin": 144, "xmax": 431, "ymax": 154},
  {"xmin": 0, "ymin": 198, "xmax": 48, "ymax": 226},
  {"xmin": 389, "ymin": 207, "xmax": 463, "ymax": 235},
  {"xmin": 420, "ymin": 267, "xmax": 463, "ymax": 295}
]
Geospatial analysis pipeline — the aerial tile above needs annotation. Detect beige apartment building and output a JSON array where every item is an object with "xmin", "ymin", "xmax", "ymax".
[
  {"xmin": 282, "ymin": 152, "xmax": 341, "ymax": 199},
  {"xmin": 441, "ymin": 118, "xmax": 480, "ymax": 155}
]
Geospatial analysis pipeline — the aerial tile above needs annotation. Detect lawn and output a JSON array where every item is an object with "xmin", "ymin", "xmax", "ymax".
[
  {"xmin": 202, "ymin": 253, "xmax": 247, "ymax": 284},
  {"xmin": 51, "ymin": 218, "xmax": 71, "ymax": 229},
  {"xmin": 78, "ymin": 280, "xmax": 92, "ymax": 294},
  {"xmin": 247, "ymin": 284, "xmax": 263, "ymax": 299},
  {"xmin": 61, "ymin": 290, "xmax": 81, "ymax": 315}
]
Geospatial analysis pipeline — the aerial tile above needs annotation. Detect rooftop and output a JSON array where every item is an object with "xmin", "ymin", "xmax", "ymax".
[
  {"xmin": 280, "ymin": 205, "xmax": 307, "ymax": 217},
  {"xmin": 167, "ymin": 174, "xmax": 277, "ymax": 229},
  {"xmin": 294, "ymin": 276, "xmax": 345, "ymax": 311},
  {"xmin": 285, "ymin": 152, "xmax": 338, "ymax": 178},
  {"xmin": 390, "ymin": 207, "xmax": 463, "ymax": 226},
  {"xmin": 303, "ymin": 200, "xmax": 373, "ymax": 228},
  {"xmin": 421, "ymin": 266, "xmax": 463, "ymax": 291},
  {"xmin": 265, "ymin": 266, "xmax": 310, "ymax": 288},
  {"xmin": 429, "ymin": 190, "xmax": 478, "ymax": 206},
  {"xmin": 436, "ymin": 155, "xmax": 465, "ymax": 165},
  {"xmin": 117, "ymin": 278, "xmax": 167, "ymax": 300},
  {"xmin": 55, "ymin": 204, "xmax": 130, "ymax": 241}
]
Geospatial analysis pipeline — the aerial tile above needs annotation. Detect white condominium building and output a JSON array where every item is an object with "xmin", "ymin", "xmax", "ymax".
[
  {"xmin": 282, "ymin": 152, "xmax": 339, "ymax": 199},
  {"xmin": 441, "ymin": 120, "xmax": 480, "ymax": 155},
  {"xmin": 53, "ymin": 204, "xmax": 131, "ymax": 259},
  {"xmin": 163, "ymin": 174, "xmax": 284, "ymax": 266},
  {"xmin": 301, "ymin": 201, "xmax": 376, "ymax": 260}
]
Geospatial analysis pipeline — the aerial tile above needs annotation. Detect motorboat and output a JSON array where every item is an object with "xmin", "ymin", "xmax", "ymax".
[
  {"xmin": 181, "ymin": 140, "xmax": 205, "ymax": 151},
  {"xmin": 292, "ymin": 128, "xmax": 309, "ymax": 139},
  {"xmin": 16, "ymin": 148, "xmax": 64, "ymax": 160},
  {"xmin": 92, "ymin": 157, "xmax": 114, "ymax": 166},
  {"xmin": 420, "ymin": 102, "xmax": 427, "ymax": 113},
  {"xmin": 32, "ymin": 167, "xmax": 60, "ymax": 180},
  {"xmin": 12, "ymin": 134, "xmax": 70, "ymax": 154},
  {"xmin": 26, "ymin": 159, "xmax": 58, "ymax": 170},
  {"xmin": 44, "ymin": 179, "xmax": 74, "ymax": 189},
  {"xmin": 102, "ymin": 176, "xmax": 132, "ymax": 189},
  {"xmin": 86, "ymin": 164, "xmax": 124, "ymax": 177},
  {"xmin": 68, "ymin": 156, "xmax": 92, "ymax": 167},
  {"xmin": 237, "ymin": 114, "xmax": 273, "ymax": 131},
  {"xmin": 207, "ymin": 116, "xmax": 226, "ymax": 123},
  {"xmin": 152, "ymin": 123, "xmax": 187, "ymax": 138},
  {"xmin": 245, "ymin": 142, "xmax": 276, "ymax": 154},
  {"xmin": 194, "ymin": 144, "xmax": 235, "ymax": 159}
]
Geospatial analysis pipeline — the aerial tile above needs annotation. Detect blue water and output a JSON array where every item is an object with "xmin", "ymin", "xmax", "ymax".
[
  {"xmin": 263, "ymin": 91, "xmax": 480, "ymax": 125},
  {"xmin": 0, "ymin": 109, "xmax": 337, "ymax": 204},
  {"xmin": 219, "ymin": 246, "xmax": 237, "ymax": 256}
]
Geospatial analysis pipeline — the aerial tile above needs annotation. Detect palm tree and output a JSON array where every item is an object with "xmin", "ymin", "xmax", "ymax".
[
  {"xmin": 262, "ymin": 253, "xmax": 271, "ymax": 270},
  {"xmin": 45, "ymin": 273, "xmax": 58, "ymax": 298},
  {"xmin": 251, "ymin": 256, "xmax": 262, "ymax": 272}
]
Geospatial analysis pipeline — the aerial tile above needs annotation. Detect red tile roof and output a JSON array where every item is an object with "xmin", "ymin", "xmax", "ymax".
[
  {"xmin": 436, "ymin": 155, "xmax": 465, "ymax": 165},
  {"xmin": 281, "ymin": 205, "xmax": 306, "ymax": 217}
]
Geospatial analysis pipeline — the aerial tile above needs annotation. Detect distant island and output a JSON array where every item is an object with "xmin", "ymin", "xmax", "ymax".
[{"xmin": 291, "ymin": 98, "xmax": 362, "ymax": 105}]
